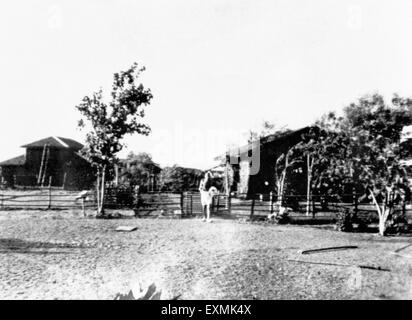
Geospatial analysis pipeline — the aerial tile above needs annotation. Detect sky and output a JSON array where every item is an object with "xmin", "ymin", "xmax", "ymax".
[{"xmin": 1, "ymin": 0, "xmax": 412, "ymax": 170}]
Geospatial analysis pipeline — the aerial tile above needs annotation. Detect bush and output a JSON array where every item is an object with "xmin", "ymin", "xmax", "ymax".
[
  {"xmin": 357, "ymin": 220, "xmax": 368, "ymax": 232},
  {"xmin": 274, "ymin": 206, "xmax": 290, "ymax": 224},
  {"xmin": 335, "ymin": 207, "xmax": 353, "ymax": 232},
  {"xmin": 105, "ymin": 186, "xmax": 135, "ymax": 209},
  {"xmin": 386, "ymin": 208, "xmax": 408, "ymax": 234},
  {"xmin": 114, "ymin": 283, "xmax": 162, "ymax": 300}
]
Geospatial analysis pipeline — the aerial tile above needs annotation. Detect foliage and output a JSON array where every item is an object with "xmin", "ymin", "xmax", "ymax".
[
  {"xmin": 274, "ymin": 147, "xmax": 301, "ymax": 206},
  {"xmin": 335, "ymin": 206, "xmax": 354, "ymax": 232},
  {"xmin": 76, "ymin": 62, "xmax": 153, "ymax": 216},
  {"xmin": 297, "ymin": 93, "xmax": 412, "ymax": 235},
  {"xmin": 113, "ymin": 283, "xmax": 181, "ymax": 300},
  {"xmin": 114, "ymin": 283, "xmax": 162, "ymax": 300},
  {"xmin": 158, "ymin": 165, "xmax": 204, "ymax": 192},
  {"xmin": 118, "ymin": 152, "xmax": 160, "ymax": 191},
  {"xmin": 385, "ymin": 206, "xmax": 409, "ymax": 234},
  {"xmin": 274, "ymin": 206, "xmax": 290, "ymax": 224}
]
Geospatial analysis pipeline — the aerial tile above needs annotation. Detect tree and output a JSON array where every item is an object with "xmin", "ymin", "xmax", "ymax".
[
  {"xmin": 118, "ymin": 152, "xmax": 160, "ymax": 191},
  {"xmin": 76, "ymin": 63, "xmax": 153, "ymax": 217},
  {"xmin": 291, "ymin": 127, "xmax": 328, "ymax": 216},
  {"xmin": 158, "ymin": 166, "xmax": 203, "ymax": 192},
  {"xmin": 340, "ymin": 95, "xmax": 411, "ymax": 235},
  {"xmin": 274, "ymin": 147, "xmax": 301, "ymax": 210},
  {"xmin": 301, "ymin": 94, "xmax": 412, "ymax": 235}
]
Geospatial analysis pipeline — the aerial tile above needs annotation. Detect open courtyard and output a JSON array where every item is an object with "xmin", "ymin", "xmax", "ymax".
[{"xmin": 0, "ymin": 210, "xmax": 411, "ymax": 300}]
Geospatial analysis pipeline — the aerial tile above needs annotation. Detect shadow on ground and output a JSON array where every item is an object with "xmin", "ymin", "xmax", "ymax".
[{"xmin": 0, "ymin": 238, "xmax": 91, "ymax": 254}]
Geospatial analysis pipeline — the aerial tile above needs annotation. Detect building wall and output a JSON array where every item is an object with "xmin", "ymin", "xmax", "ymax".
[
  {"xmin": 26, "ymin": 147, "xmax": 71, "ymax": 186},
  {"xmin": 226, "ymin": 128, "xmax": 313, "ymax": 198},
  {"xmin": 0, "ymin": 166, "xmax": 17, "ymax": 186},
  {"xmin": 238, "ymin": 160, "xmax": 250, "ymax": 195},
  {"xmin": 1, "ymin": 148, "xmax": 94, "ymax": 189},
  {"xmin": 62, "ymin": 154, "xmax": 95, "ymax": 190}
]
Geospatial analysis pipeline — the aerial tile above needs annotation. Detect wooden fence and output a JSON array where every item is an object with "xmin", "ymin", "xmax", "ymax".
[
  {"xmin": 0, "ymin": 187, "xmax": 96, "ymax": 210},
  {"xmin": 132, "ymin": 191, "xmax": 412, "ymax": 223},
  {"xmin": 1, "ymin": 188, "xmax": 411, "ymax": 224}
]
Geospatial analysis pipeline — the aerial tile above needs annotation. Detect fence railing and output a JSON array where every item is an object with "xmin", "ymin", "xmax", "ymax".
[
  {"xmin": 129, "ymin": 191, "xmax": 412, "ymax": 222},
  {"xmin": 1, "ymin": 188, "xmax": 411, "ymax": 223},
  {"xmin": 0, "ymin": 188, "xmax": 96, "ymax": 211}
]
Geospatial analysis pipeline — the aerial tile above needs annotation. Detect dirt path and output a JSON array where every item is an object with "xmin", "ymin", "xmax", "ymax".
[{"xmin": 0, "ymin": 210, "xmax": 412, "ymax": 299}]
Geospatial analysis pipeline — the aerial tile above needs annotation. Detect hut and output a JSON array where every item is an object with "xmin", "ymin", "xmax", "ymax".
[
  {"xmin": 218, "ymin": 127, "xmax": 315, "ymax": 198},
  {"xmin": 0, "ymin": 136, "xmax": 94, "ymax": 189}
]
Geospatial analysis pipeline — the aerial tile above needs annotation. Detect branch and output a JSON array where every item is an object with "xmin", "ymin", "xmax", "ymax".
[{"xmin": 369, "ymin": 189, "xmax": 382, "ymax": 217}]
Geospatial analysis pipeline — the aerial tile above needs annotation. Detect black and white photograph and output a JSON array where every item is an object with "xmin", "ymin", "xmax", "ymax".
[{"xmin": 0, "ymin": 0, "xmax": 412, "ymax": 304}]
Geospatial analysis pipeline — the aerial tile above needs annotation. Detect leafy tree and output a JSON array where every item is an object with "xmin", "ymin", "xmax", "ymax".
[
  {"xmin": 274, "ymin": 147, "xmax": 299, "ymax": 208},
  {"xmin": 298, "ymin": 94, "xmax": 412, "ymax": 235},
  {"xmin": 118, "ymin": 152, "xmax": 161, "ymax": 191},
  {"xmin": 158, "ymin": 166, "xmax": 203, "ymax": 192},
  {"xmin": 292, "ymin": 127, "xmax": 331, "ymax": 216},
  {"xmin": 76, "ymin": 63, "xmax": 153, "ymax": 217}
]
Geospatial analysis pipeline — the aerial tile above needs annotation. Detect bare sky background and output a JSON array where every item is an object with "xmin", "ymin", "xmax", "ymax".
[{"xmin": 1, "ymin": 0, "xmax": 412, "ymax": 169}]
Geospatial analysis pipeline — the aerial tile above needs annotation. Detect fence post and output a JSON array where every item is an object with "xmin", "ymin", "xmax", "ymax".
[
  {"xmin": 62, "ymin": 172, "xmax": 67, "ymax": 190},
  {"xmin": 402, "ymin": 199, "xmax": 406, "ymax": 217},
  {"xmin": 184, "ymin": 192, "xmax": 188, "ymax": 214},
  {"xmin": 180, "ymin": 191, "xmax": 184, "ymax": 215},
  {"xmin": 250, "ymin": 197, "xmax": 255, "ymax": 220},
  {"xmin": 312, "ymin": 195, "xmax": 316, "ymax": 219},
  {"xmin": 47, "ymin": 179, "xmax": 52, "ymax": 209},
  {"xmin": 270, "ymin": 191, "xmax": 274, "ymax": 214},
  {"xmin": 227, "ymin": 193, "xmax": 231, "ymax": 215},
  {"xmin": 190, "ymin": 194, "xmax": 193, "ymax": 216},
  {"xmin": 82, "ymin": 198, "xmax": 86, "ymax": 217},
  {"xmin": 353, "ymin": 187, "xmax": 358, "ymax": 220},
  {"xmin": 312, "ymin": 195, "xmax": 316, "ymax": 218},
  {"xmin": 134, "ymin": 185, "xmax": 140, "ymax": 217}
]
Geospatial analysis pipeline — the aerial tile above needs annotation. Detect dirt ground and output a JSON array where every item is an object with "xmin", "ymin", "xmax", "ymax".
[{"xmin": 0, "ymin": 209, "xmax": 412, "ymax": 300}]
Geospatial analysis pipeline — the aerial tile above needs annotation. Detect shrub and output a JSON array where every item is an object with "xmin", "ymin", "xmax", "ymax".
[
  {"xmin": 275, "ymin": 206, "xmax": 290, "ymax": 224},
  {"xmin": 386, "ymin": 208, "xmax": 408, "ymax": 234},
  {"xmin": 335, "ymin": 207, "xmax": 353, "ymax": 232}
]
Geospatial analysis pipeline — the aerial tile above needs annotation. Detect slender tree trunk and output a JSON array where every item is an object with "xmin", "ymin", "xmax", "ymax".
[
  {"xmin": 379, "ymin": 200, "xmax": 391, "ymax": 236},
  {"xmin": 225, "ymin": 161, "xmax": 230, "ymax": 196},
  {"xmin": 277, "ymin": 168, "xmax": 287, "ymax": 212},
  {"xmin": 369, "ymin": 189, "xmax": 391, "ymax": 236},
  {"xmin": 306, "ymin": 154, "xmax": 311, "ymax": 217},
  {"xmin": 275, "ymin": 152, "xmax": 290, "ymax": 213},
  {"xmin": 114, "ymin": 164, "xmax": 119, "ymax": 187},
  {"xmin": 277, "ymin": 175, "xmax": 282, "ymax": 206},
  {"xmin": 96, "ymin": 168, "xmax": 101, "ymax": 215},
  {"xmin": 378, "ymin": 215, "xmax": 386, "ymax": 236},
  {"xmin": 99, "ymin": 165, "xmax": 106, "ymax": 216}
]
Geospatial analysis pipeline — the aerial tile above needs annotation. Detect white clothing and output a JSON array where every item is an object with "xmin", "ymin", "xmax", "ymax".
[{"xmin": 200, "ymin": 190, "xmax": 213, "ymax": 206}]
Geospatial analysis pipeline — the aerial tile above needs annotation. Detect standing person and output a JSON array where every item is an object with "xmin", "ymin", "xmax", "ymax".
[{"xmin": 199, "ymin": 171, "xmax": 215, "ymax": 222}]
